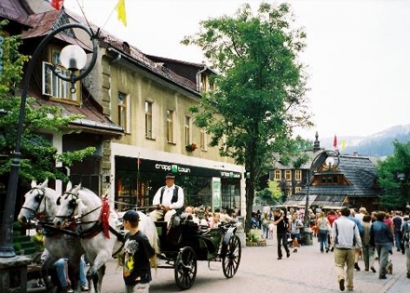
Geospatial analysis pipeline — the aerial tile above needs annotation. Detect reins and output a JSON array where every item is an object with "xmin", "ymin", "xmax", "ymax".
[{"xmin": 57, "ymin": 188, "xmax": 125, "ymax": 244}]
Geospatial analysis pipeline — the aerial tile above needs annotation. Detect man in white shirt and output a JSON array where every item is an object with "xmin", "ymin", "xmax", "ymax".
[
  {"xmin": 332, "ymin": 207, "xmax": 362, "ymax": 292},
  {"xmin": 149, "ymin": 173, "xmax": 184, "ymax": 226}
]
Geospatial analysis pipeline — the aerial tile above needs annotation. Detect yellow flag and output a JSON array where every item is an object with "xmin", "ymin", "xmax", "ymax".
[
  {"xmin": 341, "ymin": 139, "xmax": 346, "ymax": 151},
  {"xmin": 116, "ymin": 0, "xmax": 127, "ymax": 26}
]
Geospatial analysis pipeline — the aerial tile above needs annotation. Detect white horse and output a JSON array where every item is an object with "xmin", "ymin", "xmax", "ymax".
[
  {"xmin": 53, "ymin": 182, "xmax": 159, "ymax": 293},
  {"xmin": 17, "ymin": 179, "xmax": 84, "ymax": 292}
]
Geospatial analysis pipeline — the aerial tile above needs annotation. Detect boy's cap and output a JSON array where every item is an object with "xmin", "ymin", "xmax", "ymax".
[
  {"xmin": 123, "ymin": 210, "xmax": 140, "ymax": 222},
  {"xmin": 165, "ymin": 173, "xmax": 176, "ymax": 179}
]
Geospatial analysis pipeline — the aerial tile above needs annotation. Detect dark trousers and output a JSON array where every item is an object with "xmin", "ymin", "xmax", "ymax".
[{"xmin": 277, "ymin": 232, "xmax": 290, "ymax": 258}]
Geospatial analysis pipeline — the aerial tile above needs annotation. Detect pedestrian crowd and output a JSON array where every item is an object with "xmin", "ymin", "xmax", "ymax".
[{"xmin": 259, "ymin": 206, "xmax": 410, "ymax": 292}]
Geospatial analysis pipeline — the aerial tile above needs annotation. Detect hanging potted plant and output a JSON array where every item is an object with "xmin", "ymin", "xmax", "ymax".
[{"xmin": 185, "ymin": 143, "xmax": 197, "ymax": 152}]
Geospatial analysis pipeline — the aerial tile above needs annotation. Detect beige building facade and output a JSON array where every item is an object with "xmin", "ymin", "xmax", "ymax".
[{"xmin": 88, "ymin": 29, "xmax": 246, "ymax": 214}]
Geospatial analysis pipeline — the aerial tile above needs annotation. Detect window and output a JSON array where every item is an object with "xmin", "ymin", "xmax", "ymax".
[
  {"xmin": 201, "ymin": 74, "xmax": 208, "ymax": 92},
  {"xmin": 184, "ymin": 116, "xmax": 191, "ymax": 146},
  {"xmin": 287, "ymin": 188, "xmax": 293, "ymax": 197},
  {"xmin": 321, "ymin": 175, "xmax": 339, "ymax": 184},
  {"xmin": 42, "ymin": 46, "xmax": 80, "ymax": 103},
  {"xmin": 295, "ymin": 170, "xmax": 302, "ymax": 181},
  {"xmin": 295, "ymin": 187, "xmax": 302, "ymax": 193},
  {"xmin": 274, "ymin": 170, "xmax": 281, "ymax": 180},
  {"xmin": 145, "ymin": 101, "xmax": 153, "ymax": 139},
  {"xmin": 200, "ymin": 128, "xmax": 207, "ymax": 150},
  {"xmin": 166, "ymin": 110, "xmax": 174, "ymax": 143},
  {"xmin": 118, "ymin": 92, "xmax": 129, "ymax": 132},
  {"xmin": 285, "ymin": 170, "xmax": 292, "ymax": 181}
]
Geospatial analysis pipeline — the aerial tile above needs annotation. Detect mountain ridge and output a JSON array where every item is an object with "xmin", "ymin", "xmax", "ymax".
[{"xmin": 313, "ymin": 124, "xmax": 410, "ymax": 157}]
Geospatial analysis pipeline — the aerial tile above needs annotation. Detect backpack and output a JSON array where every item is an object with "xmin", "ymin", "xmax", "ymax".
[{"xmin": 403, "ymin": 221, "xmax": 410, "ymax": 247}]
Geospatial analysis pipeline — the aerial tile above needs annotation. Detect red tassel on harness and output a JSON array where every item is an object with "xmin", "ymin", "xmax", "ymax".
[{"xmin": 100, "ymin": 198, "xmax": 111, "ymax": 239}]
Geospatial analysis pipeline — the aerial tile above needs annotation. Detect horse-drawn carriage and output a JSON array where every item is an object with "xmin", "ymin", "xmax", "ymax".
[
  {"xmin": 152, "ymin": 212, "xmax": 241, "ymax": 290},
  {"xmin": 18, "ymin": 180, "xmax": 241, "ymax": 292}
]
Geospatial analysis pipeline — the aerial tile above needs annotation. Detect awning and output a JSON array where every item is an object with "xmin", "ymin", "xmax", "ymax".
[
  {"xmin": 321, "ymin": 204, "xmax": 346, "ymax": 210},
  {"xmin": 283, "ymin": 195, "xmax": 317, "ymax": 207}
]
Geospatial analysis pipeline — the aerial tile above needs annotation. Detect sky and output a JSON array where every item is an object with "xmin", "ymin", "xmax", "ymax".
[{"xmin": 63, "ymin": 0, "xmax": 410, "ymax": 140}]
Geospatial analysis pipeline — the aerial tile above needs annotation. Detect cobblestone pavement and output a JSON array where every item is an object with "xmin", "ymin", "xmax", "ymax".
[{"xmin": 98, "ymin": 235, "xmax": 409, "ymax": 293}]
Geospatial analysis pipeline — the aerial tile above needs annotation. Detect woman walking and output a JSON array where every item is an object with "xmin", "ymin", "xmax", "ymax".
[{"xmin": 317, "ymin": 212, "xmax": 330, "ymax": 253}]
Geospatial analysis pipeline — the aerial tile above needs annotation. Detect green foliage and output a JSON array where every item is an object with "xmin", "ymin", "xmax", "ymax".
[
  {"xmin": 268, "ymin": 179, "xmax": 283, "ymax": 200},
  {"xmin": 0, "ymin": 20, "xmax": 29, "ymax": 94},
  {"xmin": 246, "ymin": 229, "xmax": 260, "ymax": 242},
  {"xmin": 377, "ymin": 140, "xmax": 410, "ymax": 210},
  {"xmin": 56, "ymin": 147, "xmax": 96, "ymax": 166},
  {"xmin": 256, "ymin": 179, "xmax": 283, "ymax": 203},
  {"xmin": 276, "ymin": 135, "xmax": 311, "ymax": 167},
  {"xmin": 183, "ymin": 3, "xmax": 312, "ymax": 231},
  {"xmin": 0, "ymin": 22, "xmax": 97, "ymax": 184}
]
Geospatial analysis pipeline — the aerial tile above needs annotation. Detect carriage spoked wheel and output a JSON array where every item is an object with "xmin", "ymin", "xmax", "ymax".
[
  {"xmin": 174, "ymin": 246, "xmax": 197, "ymax": 290},
  {"xmin": 222, "ymin": 234, "xmax": 241, "ymax": 278}
]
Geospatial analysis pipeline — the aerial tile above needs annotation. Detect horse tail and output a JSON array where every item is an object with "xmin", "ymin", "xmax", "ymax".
[
  {"xmin": 150, "ymin": 254, "xmax": 157, "ymax": 269},
  {"xmin": 145, "ymin": 217, "xmax": 160, "ymax": 254},
  {"xmin": 138, "ymin": 212, "xmax": 160, "ymax": 254}
]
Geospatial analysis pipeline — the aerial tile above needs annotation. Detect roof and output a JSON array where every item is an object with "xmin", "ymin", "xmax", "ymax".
[
  {"xmin": 3, "ymin": 4, "xmax": 201, "ymax": 135},
  {"xmin": 28, "ymin": 87, "xmax": 123, "ymax": 137},
  {"xmin": 283, "ymin": 194, "xmax": 348, "ymax": 208},
  {"xmin": 273, "ymin": 149, "xmax": 325, "ymax": 170},
  {"xmin": 0, "ymin": 0, "xmax": 32, "ymax": 25},
  {"xmin": 283, "ymin": 154, "xmax": 380, "ymax": 208},
  {"xmin": 298, "ymin": 155, "xmax": 380, "ymax": 198},
  {"xmin": 65, "ymin": 10, "xmax": 200, "ymax": 95}
]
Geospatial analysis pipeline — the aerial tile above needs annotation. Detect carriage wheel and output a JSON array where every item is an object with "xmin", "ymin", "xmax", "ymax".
[
  {"xmin": 222, "ymin": 234, "xmax": 241, "ymax": 278},
  {"xmin": 174, "ymin": 246, "xmax": 197, "ymax": 290}
]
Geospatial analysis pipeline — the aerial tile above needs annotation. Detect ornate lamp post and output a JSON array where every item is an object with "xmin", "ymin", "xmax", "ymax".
[
  {"xmin": 0, "ymin": 23, "xmax": 98, "ymax": 258},
  {"xmin": 302, "ymin": 149, "xmax": 340, "ymax": 245}
]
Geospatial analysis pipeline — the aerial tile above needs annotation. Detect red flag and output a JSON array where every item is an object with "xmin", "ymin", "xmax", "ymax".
[
  {"xmin": 333, "ymin": 135, "xmax": 338, "ymax": 148},
  {"xmin": 51, "ymin": 0, "xmax": 64, "ymax": 10}
]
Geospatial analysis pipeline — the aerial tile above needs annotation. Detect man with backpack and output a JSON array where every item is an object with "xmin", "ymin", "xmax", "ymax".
[{"xmin": 149, "ymin": 173, "xmax": 184, "ymax": 226}]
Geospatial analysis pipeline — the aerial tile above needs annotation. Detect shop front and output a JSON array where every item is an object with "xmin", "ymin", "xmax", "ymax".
[{"xmin": 114, "ymin": 156, "xmax": 242, "ymax": 213}]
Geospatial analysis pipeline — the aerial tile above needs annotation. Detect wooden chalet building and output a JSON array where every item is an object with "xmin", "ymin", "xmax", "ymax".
[{"xmin": 271, "ymin": 133, "xmax": 382, "ymax": 212}]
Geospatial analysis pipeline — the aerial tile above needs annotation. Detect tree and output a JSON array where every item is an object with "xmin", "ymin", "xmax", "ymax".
[
  {"xmin": 377, "ymin": 140, "xmax": 410, "ymax": 210},
  {"xmin": 255, "ymin": 179, "xmax": 282, "ymax": 205},
  {"xmin": 0, "ymin": 20, "xmax": 95, "ymax": 186},
  {"xmin": 275, "ymin": 135, "xmax": 311, "ymax": 167},
  {"xmin": 182, "ymin": 3, "xmax": 312, "ymax": 230}
]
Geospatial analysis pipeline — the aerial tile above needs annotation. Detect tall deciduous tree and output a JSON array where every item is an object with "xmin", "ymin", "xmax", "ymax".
[
  {"xmin": 182, "ymin": 3, "xmax": 312, "ymax": 230},
  {"xmin": 377, "ymin": 141, "xmax": 410, "ymax": 210},
  {"xmin": 0, "ymin": 21, "xmax": 95, "ymax": 185}
]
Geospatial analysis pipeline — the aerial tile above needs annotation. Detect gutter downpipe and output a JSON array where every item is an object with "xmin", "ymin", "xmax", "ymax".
[
  {"xmin": 110, "ymin": 52, "xmax": 122, "ymax": 65},
  {"xmin": 196, "ymin": 66, "xmax": 208, "ymax": 92}
]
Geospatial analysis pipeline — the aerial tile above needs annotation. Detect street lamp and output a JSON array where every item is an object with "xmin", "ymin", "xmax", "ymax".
[
  {"xmin": 302, "ymin": 150, "xmax": 340, "ymax": 243},
  {"xmin": 0, "ymin": 23, "xmax": 98, "ymax": 258}
]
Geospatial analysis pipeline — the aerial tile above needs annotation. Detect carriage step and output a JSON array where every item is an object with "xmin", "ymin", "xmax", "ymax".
[{"xmin": 27, "ymin": 287, "xmax": 47, "ymax": 293}]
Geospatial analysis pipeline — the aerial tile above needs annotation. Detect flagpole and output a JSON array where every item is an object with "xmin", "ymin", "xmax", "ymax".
[{"xmin": 101, "ymin": 6, "xmax": 117, "ymax": 30}]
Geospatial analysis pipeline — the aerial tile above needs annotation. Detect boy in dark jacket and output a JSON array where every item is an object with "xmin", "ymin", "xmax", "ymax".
[{"xmin": 122, "ymin": 210, "xmax": 156, "ymax": 293}]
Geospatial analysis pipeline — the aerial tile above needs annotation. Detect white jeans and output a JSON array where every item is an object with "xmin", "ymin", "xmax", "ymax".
[
  {"xmin": 125, "ymin": 283, "xmax": 150, "ymax": 293},
  {"xmin": 149, "ymin": 209, "xmax": 176, "ymax": 226}
]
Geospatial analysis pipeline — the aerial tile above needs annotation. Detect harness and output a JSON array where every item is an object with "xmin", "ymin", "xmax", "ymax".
[
  {"xmin": 160, "ymin": 185, "xmax": 179, "ymax": 204},
  {"xmin": 21, "ymin": 187, "xmax": 47, "ymax": 219}
]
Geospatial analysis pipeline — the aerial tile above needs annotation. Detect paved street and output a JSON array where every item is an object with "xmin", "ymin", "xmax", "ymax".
[{"xmin": 98, "ymin": 234, "xmax": 409, "ymax": 293}]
